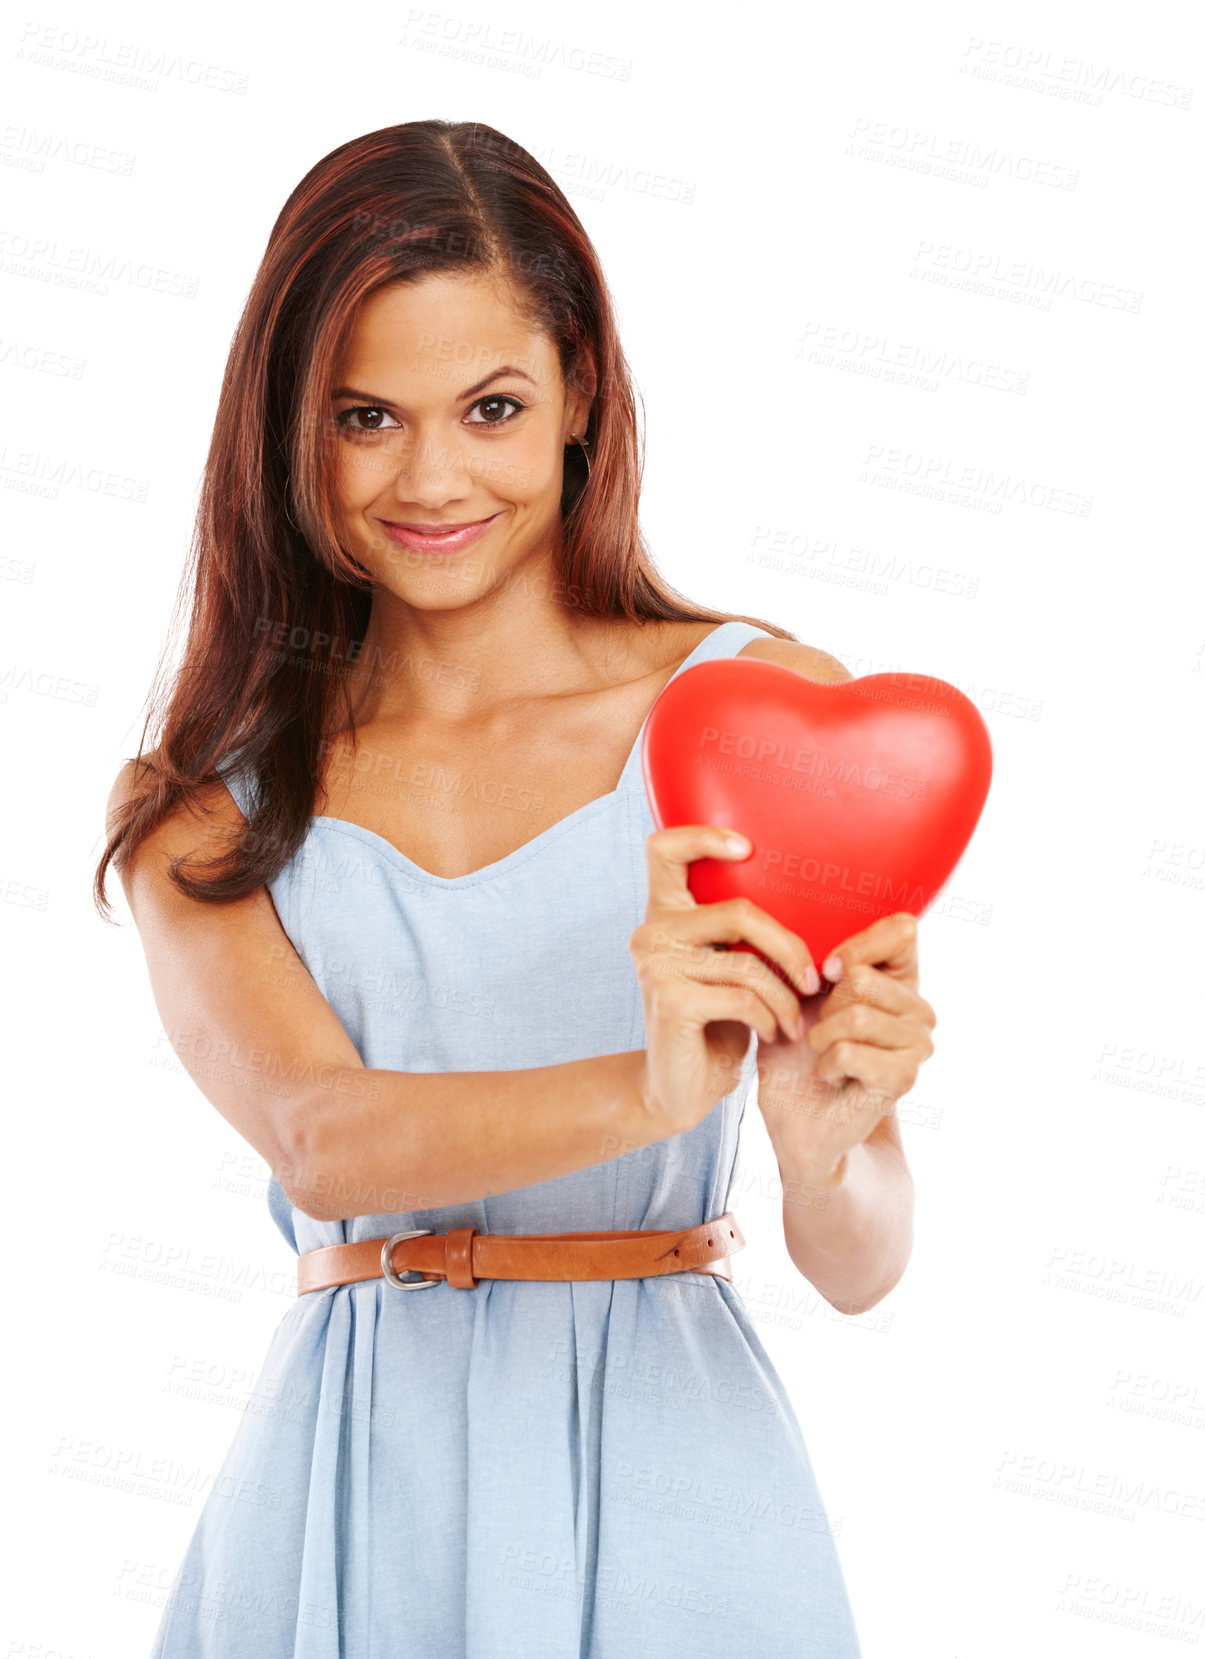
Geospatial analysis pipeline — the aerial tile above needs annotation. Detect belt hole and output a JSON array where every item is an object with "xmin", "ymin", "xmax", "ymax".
[{"xmin": 673, "ymin": 1247, "xmax": 680, "ymax": 1255}]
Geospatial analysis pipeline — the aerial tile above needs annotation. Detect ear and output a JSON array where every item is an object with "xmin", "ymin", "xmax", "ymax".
[{"xmin": 564, "ymin": 345, "xmax": 597, "ymax": 439}]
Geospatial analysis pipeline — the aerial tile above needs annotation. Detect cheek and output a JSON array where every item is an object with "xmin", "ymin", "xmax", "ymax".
[
  {"xmin": 334, "ymin": 448, "xmax": 390, "ymax": 506},
  {"xmin": 505, "ymin": 436, "xmax": 565, "ymax": 502}
]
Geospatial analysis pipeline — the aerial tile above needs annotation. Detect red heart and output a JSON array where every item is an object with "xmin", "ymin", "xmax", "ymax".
[{"xmin": 641, "ymin": 658, "xmax": 993, "ymax": 984}]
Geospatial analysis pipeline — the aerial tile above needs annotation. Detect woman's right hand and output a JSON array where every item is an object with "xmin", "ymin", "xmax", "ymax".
[{"xmin": 629, "ymin": 825, "xmax": 822, "ymax": 1139}]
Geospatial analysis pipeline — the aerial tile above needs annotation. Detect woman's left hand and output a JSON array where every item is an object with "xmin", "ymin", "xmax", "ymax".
[{"xmin": 754, "ymin": 911, "xmax": 937, "ymax": 1184}]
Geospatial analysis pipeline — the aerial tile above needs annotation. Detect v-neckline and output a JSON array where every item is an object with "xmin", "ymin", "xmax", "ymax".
[{"xmin": 307, "ymin": 620, "xmax": 740, "ymax": 889}]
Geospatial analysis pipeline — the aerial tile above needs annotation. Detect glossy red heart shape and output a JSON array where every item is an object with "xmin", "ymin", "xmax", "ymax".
[{"xmin": 641, "ymin": 658, "xmax": 993, "ymax": 984}]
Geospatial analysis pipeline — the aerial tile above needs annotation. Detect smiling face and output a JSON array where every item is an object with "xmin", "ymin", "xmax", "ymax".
[{"xmin": 328, "ymin": 269, "xmax": 592, "ymax": 608}]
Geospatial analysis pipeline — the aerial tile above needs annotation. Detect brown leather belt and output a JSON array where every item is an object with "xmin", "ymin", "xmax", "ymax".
[{"xmin": 296, "ymin": 1211, "xmax": 745, "ymax": 1295}]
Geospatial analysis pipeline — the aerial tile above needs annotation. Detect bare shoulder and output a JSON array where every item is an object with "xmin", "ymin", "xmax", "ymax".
[
  {"xmin": 589, "ymin": 617, "xmax": 730, "ymax": 688},
  {"xmin": 106, "ymin": 752, "xmax": 244, "ymax": 898},
  {"xmin": 107, "ymin": 753, "xmax": 240, "ymax": 834},
  {"xmin": 735, "ymin": 633, "xmax": 854, "ymax": 683},
  {"xmin": 618, "ymin": 620, "xmax": 855, "ymax": 686}
]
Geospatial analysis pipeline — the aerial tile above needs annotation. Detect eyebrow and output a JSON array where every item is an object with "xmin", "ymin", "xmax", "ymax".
[{"xmin": 331, "ymin": 365, "xmax": 538, "ymax": 405}]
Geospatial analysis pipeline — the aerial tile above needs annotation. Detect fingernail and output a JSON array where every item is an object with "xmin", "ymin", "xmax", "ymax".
[
  {"xmin": 823, "ymin": 955, "xmax": 843, "ymax": 980},
  {"xmin": 725, "ymin": 833, "xmax": 751, "ymax": 853},
  {"xmin": 802, "ymin": 965, "xmax": 820, "ymax": 995}
]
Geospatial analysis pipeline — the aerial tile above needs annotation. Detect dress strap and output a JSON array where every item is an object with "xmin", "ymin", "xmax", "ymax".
[
  {"xmin": 617, "ymin": 618, "xmax": 772, "ymax": 791},
  {"xmin": 216, "ymin": 751, "xmax": 257, "ymax": 820}
]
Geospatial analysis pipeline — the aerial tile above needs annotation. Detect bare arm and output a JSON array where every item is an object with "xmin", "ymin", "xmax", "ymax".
[
  {"xmin": 109, "ymin": 764, "xmax": 658, "ymax": 1224},
  {"xmin": 297, "ymin": 1051, "xmax": 652, "ymax": 1220},
  {"xmin": 774, "ymin": 1111, "xmax": 914, "ymax": 1316}
]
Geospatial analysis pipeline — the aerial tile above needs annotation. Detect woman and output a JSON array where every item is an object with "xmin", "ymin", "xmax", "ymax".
[{"xmin": 97, "ymin": 119, "xmax": 933, "ymax": 1657}]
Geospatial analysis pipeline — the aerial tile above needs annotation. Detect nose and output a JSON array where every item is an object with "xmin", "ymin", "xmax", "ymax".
[{"xmin": 377, "ymin": 423, "xmax": 483, "ymax": 508}]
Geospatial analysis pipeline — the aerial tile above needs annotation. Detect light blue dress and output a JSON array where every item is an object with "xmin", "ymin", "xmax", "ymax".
[{"xmin": 149, "ymin": 618, "xmax": 863, "ymax": 1657}]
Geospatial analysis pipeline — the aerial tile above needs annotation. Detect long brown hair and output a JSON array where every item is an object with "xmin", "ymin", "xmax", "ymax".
[{"xmin": 94, "ymin": 118, "xmax": 794, "ymax": 921}]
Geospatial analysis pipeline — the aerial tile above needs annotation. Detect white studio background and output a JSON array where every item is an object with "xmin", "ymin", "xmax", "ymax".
[{"xmin": 2, "ymin": 3, "xmax": 1202, "ymax": 1656}]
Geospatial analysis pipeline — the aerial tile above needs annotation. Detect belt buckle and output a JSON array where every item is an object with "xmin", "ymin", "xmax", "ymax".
[{"xmin": 381, "ymin": 1229, "xmax": 440, "ymax": 1290}]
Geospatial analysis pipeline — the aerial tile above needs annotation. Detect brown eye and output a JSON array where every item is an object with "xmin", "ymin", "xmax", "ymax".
[
  {"xmin": 466, "ymin": 395, "xmax": 525, "ymax": 427},
  {"xmin": 335, "ymin": 407, "xmax": 400, "ymax": 434}
]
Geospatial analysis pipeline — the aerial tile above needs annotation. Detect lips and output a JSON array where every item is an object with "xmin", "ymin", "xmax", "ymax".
[
  {"xmin": 388, "ymin": 518, "xmax": 488, "ymax": 532},
  {"xmin": 379, "ymin": 513, "xmax": 500, "ymax": 555}
]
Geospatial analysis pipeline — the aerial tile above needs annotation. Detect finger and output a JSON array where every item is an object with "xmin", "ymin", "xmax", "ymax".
[
  {"xmin": 808, "ymin": 1001, "xmax": 935, "ymax": 1061},
  {"xmin": 813, "ymin": 1037, "xmax": 922, "ymax": 1098},
  {"xmin": 822, "ymin": 911, "xmax": 921, "ymax": 982},
  {"xmin": 823, "ymin": 961, "xmax": 933, "ymax": 1022},
  {"xmin": 703, "ymin": 962, "xmax": 804, "ymax": 1044},
  {"xmin": 640, "ymin": 922, "xmax": 813, "ymax": 1035},
  {"xmin": 656, "ymin": 973, "xmax": 782, "ymax": 1046},
  {"xmin": 645, "ymin": 824, "xmax": 754, "ymax": 916},
  {"xmin": 651, "ymin": 896, "xmax": 819, "ymax": 1002}
]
